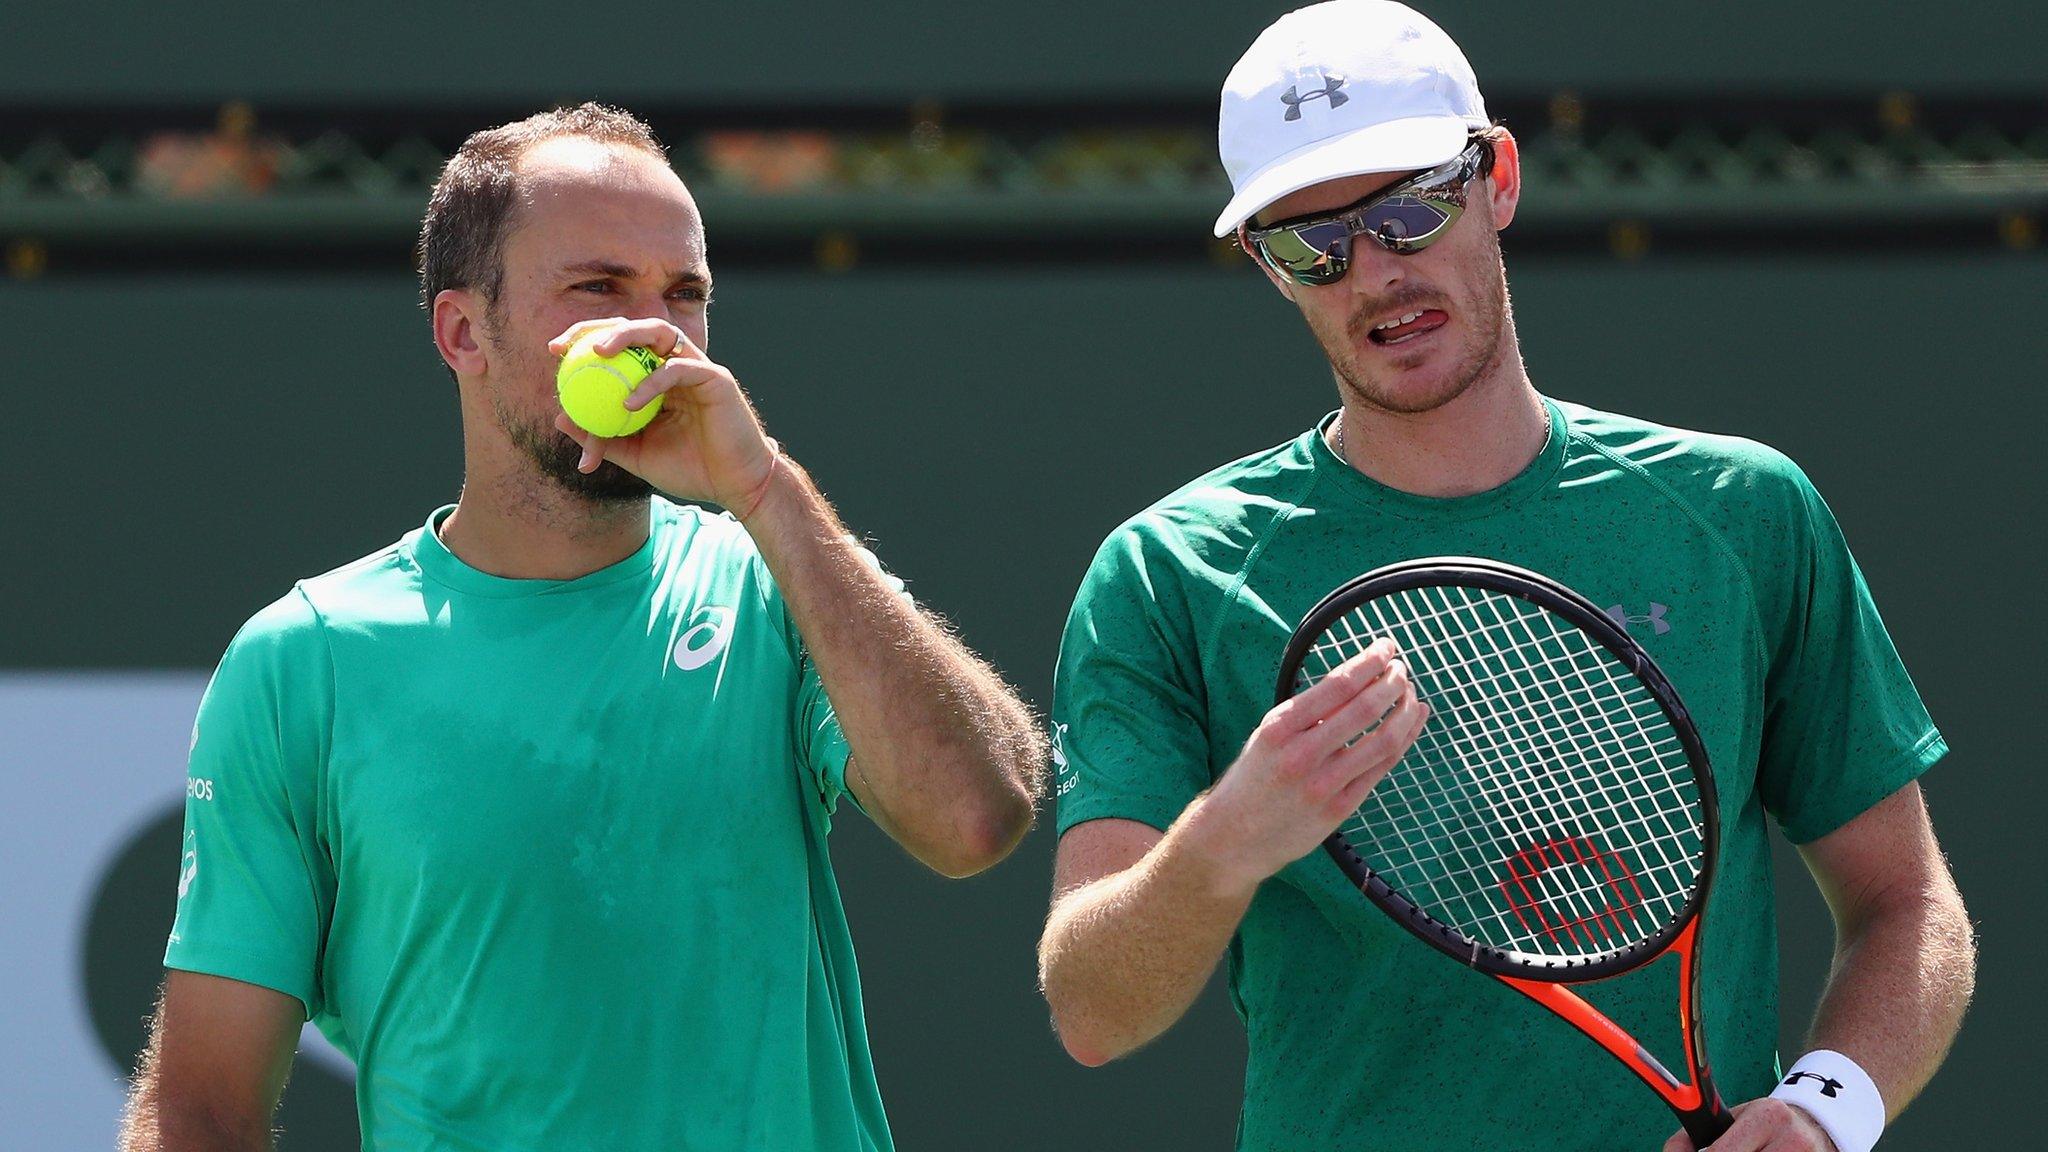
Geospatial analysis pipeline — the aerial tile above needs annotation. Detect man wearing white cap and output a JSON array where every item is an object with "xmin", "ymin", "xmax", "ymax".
[{"xmin": 1037, "ymin": 3, "xmax": 1974, "ymax": 1150}]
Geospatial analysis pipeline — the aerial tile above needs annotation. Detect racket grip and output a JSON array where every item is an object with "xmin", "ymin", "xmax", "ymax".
[{"xmin": 1682, "ymin": 1101, "xmax": 1734, "ymax": 1148}]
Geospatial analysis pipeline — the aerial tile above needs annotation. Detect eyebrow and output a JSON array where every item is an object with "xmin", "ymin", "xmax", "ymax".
[{"xmin": 560, "ymin": 259, "xmax": 712, "ymax": 289}]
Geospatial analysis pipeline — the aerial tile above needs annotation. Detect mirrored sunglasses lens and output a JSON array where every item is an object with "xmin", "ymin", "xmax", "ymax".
[
  {"xmin": 1362, "ymin": 196, "xmax": 1454, "ymax": 248},
  {"xmin": 1262, "ymin": 222, "xmax": 1350, "ymax": 282}
]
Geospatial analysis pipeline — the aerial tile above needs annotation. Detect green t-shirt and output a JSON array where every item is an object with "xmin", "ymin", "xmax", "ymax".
[
  {"xmin": 1052, "ymin": 399, "xmax": 1944, "ymax": 1152},
  {"xmin": 167, "ymin": 499, "xmax": 894, "ymax": 1151}
]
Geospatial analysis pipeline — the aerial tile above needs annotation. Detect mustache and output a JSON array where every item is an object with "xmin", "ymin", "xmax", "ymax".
[{"xmin": 1345, "ymin": 286, "xmax": 1448, "ymax": 337}]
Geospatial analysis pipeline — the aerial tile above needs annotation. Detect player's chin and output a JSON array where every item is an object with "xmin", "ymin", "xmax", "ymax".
[
  {"xmin": 1351, "ymin": 365, "xmax": 1471, "ymax": 416},
  {"xmin": 560, "ymin": 459, "xmax": 653, "ymax": 503},
  {"xmin": 531, "ymin": 438, "xmax": 653, "ymax": 503}
]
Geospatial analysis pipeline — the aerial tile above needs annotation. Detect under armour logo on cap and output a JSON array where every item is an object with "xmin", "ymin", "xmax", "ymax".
[
  {"xmin": 1605, "ymin": 602, "xmax": 1671, "ymax": 635},
  {"xmin": 1279, "ymin": 73, "xmax": 1348, "ymax": 120}
]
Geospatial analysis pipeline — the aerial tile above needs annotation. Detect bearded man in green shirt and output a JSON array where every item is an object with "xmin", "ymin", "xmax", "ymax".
[
  {"xmin": 1037, "ymin": 5, "xmax": 1974, "ymax": 1152},
  {"xmin": 121, "ymin": 102, "xmax": 1043, "ymax": 1152}
]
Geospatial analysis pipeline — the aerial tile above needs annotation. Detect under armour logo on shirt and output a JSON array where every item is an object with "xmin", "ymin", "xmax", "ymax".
[
  {"xmin": 1280, "ymin": 74, "xmax": 1348, "ymax": 121},
  {"xmin": 1605, "ymin": 602, "xmax": 1671, "ymax": 635}
]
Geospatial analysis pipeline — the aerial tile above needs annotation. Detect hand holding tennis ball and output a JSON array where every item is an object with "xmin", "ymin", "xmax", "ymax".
[
  {"xmin": 547, "ymin": 317, "xmax": 782, "ymax": 518},
  {"xmin": 557, "ymin": 333, "xmax": 665, "ymax": 437}
]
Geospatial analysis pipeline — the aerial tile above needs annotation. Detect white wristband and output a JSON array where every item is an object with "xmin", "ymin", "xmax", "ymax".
[{"xmin": 1769, "ymin": 1049, "xmax": 1886, "ymax": 1152}]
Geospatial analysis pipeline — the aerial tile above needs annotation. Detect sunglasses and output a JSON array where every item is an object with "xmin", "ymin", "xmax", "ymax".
[{"xmin": 1241, "ymin": 139, "xmax": 1491, "ymax": 286}]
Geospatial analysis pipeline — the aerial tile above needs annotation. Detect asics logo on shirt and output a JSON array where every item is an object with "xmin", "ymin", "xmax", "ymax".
[
  {"xmin": 1051, "ymin": 722, "xmax": 1076, "ymax": 796},
  {"xmin": 177, "ymin": 830, "xmax": 199, "ymax": 899},
  {"xmin": 672, "ymin": 606, "xmax": 735, "ymax": 671}
]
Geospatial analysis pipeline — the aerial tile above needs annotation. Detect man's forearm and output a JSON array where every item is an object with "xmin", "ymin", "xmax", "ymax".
[
  {"xmin": 1803, "ymin": 872, "xmax": 1976, "ymax": 1119},
  {"xmin": 1041, "ymin": 798, "xmax": 1258, "ymax": 1064},
  {"xmin": 741, "ymin": 454, "xmax": 1042, "ymax": 873}
]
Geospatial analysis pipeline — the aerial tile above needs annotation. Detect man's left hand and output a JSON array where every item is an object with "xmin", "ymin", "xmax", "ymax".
[
  {"xmin": 548, "ymin": 317, "xmax": 779, "ymax": 517},
  {"xmin": 1662, "ymin": 1100, "xmax": 1837, "ymax": 1152}
]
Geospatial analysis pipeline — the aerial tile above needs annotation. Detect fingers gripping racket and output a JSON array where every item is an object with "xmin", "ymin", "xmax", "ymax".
[{"xmin": 1277, "ymin": 557, "xmax": 1733, "ymax": 1147}]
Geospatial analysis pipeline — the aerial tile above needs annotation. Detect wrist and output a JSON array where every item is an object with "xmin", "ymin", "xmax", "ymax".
[
  {"xmin": 733, "ymin": 438, "xmax": 786, "ymax": 520},
  {"xmin": 1770, "ymin": 1049, "xmax": 1886, "ymax": 1152},
  {"xmin": 1167, "ymin": 793, "xmax": 1271, "ymax": 905},
  {"xmin": 733, "ymin": 445, "xmax": 804, "ymax": 527}
]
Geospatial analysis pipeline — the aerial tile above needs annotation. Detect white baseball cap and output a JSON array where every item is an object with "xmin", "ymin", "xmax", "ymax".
[{"xmin": 1213, "ymin": 0, "xmax": 1489, "ymax": 237}]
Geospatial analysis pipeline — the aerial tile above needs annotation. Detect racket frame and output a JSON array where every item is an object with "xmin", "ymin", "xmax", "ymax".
[{"xmin": 1277, "ymin": 556, "xmax": 1731, "ymax": 1144}]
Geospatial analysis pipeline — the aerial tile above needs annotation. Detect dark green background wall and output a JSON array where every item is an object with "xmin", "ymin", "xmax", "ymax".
[
  {"xmin": 5, "ymin": 0, "xmax": 2041, "ymax": 103},
  {"xmin": 6, "ymin": 251, "xmax": 2041, "ymax": 1146}
]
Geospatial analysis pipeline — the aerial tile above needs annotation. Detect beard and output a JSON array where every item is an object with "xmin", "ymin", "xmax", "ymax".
[
  {"xmin": 496, "ymin": 394, "xmax": 653, "ymax": 504},
  {"xmin": 1315, "ymin": 240, "xmax": 1511, "ymax": 417}
]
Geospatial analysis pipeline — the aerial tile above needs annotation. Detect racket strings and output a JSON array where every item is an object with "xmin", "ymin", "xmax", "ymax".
[
  {"xmin": 1363, "ymin": 599, "xmax": 1675, "ymax": 945},
  {"xmin": 1435, "ymin": 585, "xmax": 1698, "ymax": 908},
  {"xmin": 1352, "ymin": 588, "xmax": 1698, "ymax": 949},
  {"xmin": 1315, "ymin": 592, "xmax": 1693, "ymax": 887},
  {"xmin": 1354, "ymin": 589, "xmax": 1694, "ymax": 949},
  {"xmin": 1299, "ymin": 583, "xmax": 1705, "ymax": 960}
]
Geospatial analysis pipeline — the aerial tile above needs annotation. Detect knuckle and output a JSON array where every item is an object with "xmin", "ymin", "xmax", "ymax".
[
  {"xmin": 1296, "ymin": 769, "xmax": 1335, "ymax": 805},
  {"xmin": 1276, "ymin": 744, "xmax": 1317, "ymax": 780},
  {"xmin": 1764, "ymin": 1100, "xmax": 1805, "ymax": 1133},
  {"xmin": 1251, "ymin": 717, "xmax": 1290, "ymax": 751}
]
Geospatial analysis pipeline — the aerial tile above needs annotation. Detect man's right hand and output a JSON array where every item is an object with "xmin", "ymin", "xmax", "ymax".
[
  {"xmin": 1040, "ymin": 636, "xmax": 1428, "ymax": 1065},
  {"xmin": 1185, "ymin": 637, "xmax": 1427, "ymax": 896}
]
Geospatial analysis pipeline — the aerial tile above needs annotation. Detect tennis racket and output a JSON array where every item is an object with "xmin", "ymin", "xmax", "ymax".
[{"xmin": 1277, "ymin": 556, "xmax": 1732, "ymax": 1147}]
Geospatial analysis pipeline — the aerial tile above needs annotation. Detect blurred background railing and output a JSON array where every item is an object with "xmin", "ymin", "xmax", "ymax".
[{"xmin": 4, "ymin": 93, "xmax": 2044, "ymax": 271}]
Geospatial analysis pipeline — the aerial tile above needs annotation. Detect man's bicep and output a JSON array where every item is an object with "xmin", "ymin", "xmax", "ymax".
[
  {"xmin": 1053, "ymin": 818, "xmax": 1167, "ymax": 901},
  {"xmin": 144, "ymin": 970, "xmax": 305, "ymax": 1136},
  {"xmin": 1796, "ymin": 780, "xmax": 1954, "ymax": 930}
]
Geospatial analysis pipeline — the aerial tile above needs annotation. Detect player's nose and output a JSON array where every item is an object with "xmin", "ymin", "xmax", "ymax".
[{"xmin": 1344, "ymin": 238, "xmax": 1408, "ymax": 296}]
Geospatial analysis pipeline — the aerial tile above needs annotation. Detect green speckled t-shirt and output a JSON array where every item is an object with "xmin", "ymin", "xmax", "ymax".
[{"xmin": 1052, "ymin": 398, "xmax": 1943, "ymax": 1151}]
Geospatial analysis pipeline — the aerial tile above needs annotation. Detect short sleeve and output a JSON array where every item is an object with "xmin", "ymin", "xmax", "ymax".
[
  {"xmin": 796, "ymin": 650, "xmax": 852, "ymax": 816},
  {"xmin": 1755, "ymin": 466, "xmax": 1945, "ymax": 843},
  {"xmin": 1052, "ymin": 523, "xmax": 1214, "ymax": 836},
  {"xmin": 789, "ymin": 538, "xmax": 910, "ymax": 822},
  {"xmin": 165, "ymin": 588, "xmax": 337, "ymax": 1017}
]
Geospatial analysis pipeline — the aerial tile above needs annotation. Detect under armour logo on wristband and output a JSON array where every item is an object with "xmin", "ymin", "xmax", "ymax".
[
  {"xmin": 1772, "ymin": 1050, "xmax": 1882, "ymax": 1152},
  {"xmin": 1783, "ymin": 1071, "xmax": 1845, "ymax": 1098},
  {"xmin": 1279, "ymin": 74, "xmax": 1348, "ymax": 120},
  {"xmin": 1605, "ymin": 602, "xmax": 1671, "ymax": 635}
]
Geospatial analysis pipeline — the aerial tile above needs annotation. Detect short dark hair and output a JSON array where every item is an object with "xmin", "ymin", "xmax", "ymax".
[
  {"xmin": 416, "ymin": 103, "xmax": 667, "ymax": 318},
  {"xmin": 1472, "ymin": 122, "xmax": 1508, "ymax": 180}
]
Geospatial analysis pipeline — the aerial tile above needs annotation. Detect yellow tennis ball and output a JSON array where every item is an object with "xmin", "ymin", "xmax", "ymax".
[{"xmin": 556, "ymin": 335, "xmax": 665, "ymax": 438}]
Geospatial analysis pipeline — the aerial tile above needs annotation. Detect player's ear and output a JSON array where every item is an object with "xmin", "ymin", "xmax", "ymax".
[
  {"xmin": 432, "ymin": 288, "xmax": 489, "ymax": 377},
  {"xmin": 1238, "ymin": 229, "xmax": 1298, "ymax": 302},
  {"xmin": 1484, "ymin": 129, "xmax": 1521, "ymax": 232}
]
